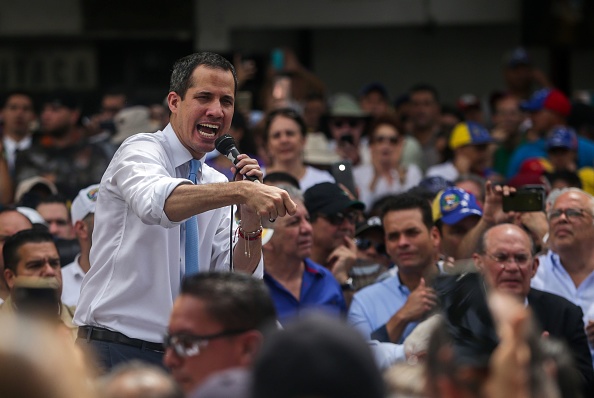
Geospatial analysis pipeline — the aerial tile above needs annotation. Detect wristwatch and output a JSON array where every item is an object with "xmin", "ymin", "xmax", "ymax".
[{"xmin": 341, "ymin": 277, "xmax": 356, "ymax": 291}]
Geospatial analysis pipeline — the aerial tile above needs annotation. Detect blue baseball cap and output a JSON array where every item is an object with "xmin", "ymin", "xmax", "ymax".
[
  {"xmin": 432, "ymin": 187, "xmax": 483, "ymax": 225},
  {"xmin": 546, "ymin": 125, "xmax": 578, "ymax": 151},
  {"xmin": 449, "ymin": 122, "xmax": 493, "ymax": 150}
]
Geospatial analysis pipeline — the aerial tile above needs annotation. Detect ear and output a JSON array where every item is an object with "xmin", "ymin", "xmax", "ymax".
[
  {"xmin": 472, "ymin": 253, "xmax": 484, "ymax": 273},
  {"xmin": 70, "ymin": 109, "xmax": 81, "ymax": 125},
  {"xmin": 4, "ymin": 268, "xmax": 16, "ymax": 291},
  {"xmin": 430, "ymin": 226, "xmax": 441, "ymax": 249},
  {"xmin": 73, "ymin": 220, "xmax": 87, "ymax": 240},
  {"xmin": 530, "ymin": 256, "xmax": 540, "ymax": 279},
  {"xmin": 236, "ymin": 330, "xmax": 263, "ymax": 367},
  {"xmin": 167, "ymin": 92, "xmax": 180, "ymax": 114}
]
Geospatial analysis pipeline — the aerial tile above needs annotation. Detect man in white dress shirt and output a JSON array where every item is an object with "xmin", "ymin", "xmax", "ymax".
[
  {"xmin": 61, "ymin": 183, "xmax": 100, "ymax": 307},
  {"xmin": 74, "ymin": 52, "xmax": 296, "ymax": 370}
]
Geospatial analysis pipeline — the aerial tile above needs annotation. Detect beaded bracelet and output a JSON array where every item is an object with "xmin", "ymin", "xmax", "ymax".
[{"xmin": 237, "ymin": 225, "xmax": 262, "ymax": 241}]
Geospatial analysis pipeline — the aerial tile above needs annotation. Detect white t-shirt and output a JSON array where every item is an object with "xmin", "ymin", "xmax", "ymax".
[{"xmin": 61, "ymin": 255, "xmax": 85, "ymax": 307}]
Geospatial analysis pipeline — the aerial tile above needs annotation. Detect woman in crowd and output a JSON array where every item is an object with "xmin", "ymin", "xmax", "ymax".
[
  {"xmin": 263, "ymin": 107, "xmax": 334, "ymax": 191},
  {"xmin": 353, "ymin": 114, "xmax": 423, "ymax": 209}
]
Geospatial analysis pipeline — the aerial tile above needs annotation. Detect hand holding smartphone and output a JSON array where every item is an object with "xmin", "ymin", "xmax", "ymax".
[{"xmin": 502, "ymin": 185, "xmax": 545, "ymax": 212}]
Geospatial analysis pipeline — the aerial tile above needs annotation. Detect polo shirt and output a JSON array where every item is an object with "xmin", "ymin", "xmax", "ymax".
[{"xmin": 264, "ymin": 258, "xmax": 346, "ymax": 324}]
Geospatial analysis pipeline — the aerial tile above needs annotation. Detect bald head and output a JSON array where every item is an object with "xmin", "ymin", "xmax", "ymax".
[{"xmin": 474, "ymin": 223, "xmax": 538, "ymax": 298}]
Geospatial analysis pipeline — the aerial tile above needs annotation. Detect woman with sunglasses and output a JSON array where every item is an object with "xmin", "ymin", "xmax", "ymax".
[
  {"xmin": 263, "ymin": 108, "xmax": 335, "ymax": 191},
  {"xmin": 353, "ymin": 114, "xmax": 423, "ymax": 209}
]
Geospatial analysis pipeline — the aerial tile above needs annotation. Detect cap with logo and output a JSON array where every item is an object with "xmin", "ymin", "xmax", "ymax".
[
  {"xmin": 449, "ymin": 122, "xmax": 493, "ymax": 150},
  {"xmin": 70, "ymin": 184, "xmax": 100, "ymax": 225},
  {"xmin": 304, "ymin": 182, "xmax": 365, "ymax": 216},
  {"xmin": 546, "ymin": 125, "xmax": 578, "ymax": 151},
  {"xmin": 432, "ymin": 187, "xmax": 483, "ymax": 225}
]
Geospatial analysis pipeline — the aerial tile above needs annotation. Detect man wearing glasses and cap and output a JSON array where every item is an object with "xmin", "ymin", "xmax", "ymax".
[
  {"xmin": 164, "ymin": 272, "xmax": 276, "ymax": 395},
  {"xmin": 304, "ymin": 182, "xmax": 365, "ymax": 296}
]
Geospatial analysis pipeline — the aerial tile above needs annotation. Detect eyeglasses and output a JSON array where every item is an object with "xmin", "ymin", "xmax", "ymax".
[
  {"xmin": 355, "ymin": 238, "xmax": 386, "ymax": 255},
  {"xmin": 332, "ymin": 119, "xmax": 362, "ymax": 128},
  {"xmin": 163, "ymin": 329, "xmax": 250, "ymax": 358},
  {"xmin": 318, "ymin": 212, "xmax": 358, "ymax": 226},
  {"xmin": 485, "ymin": 252, "xmax": 532, "ymax": 269},
  {"xmin": 547, "ymin": 208, "xmax": 592, "ymax": 221},
  {"xmin": 372, "ymin": 135, "xmax": 400, "ymax": 145}
]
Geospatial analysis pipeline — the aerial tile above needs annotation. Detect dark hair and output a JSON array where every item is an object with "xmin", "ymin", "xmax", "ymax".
[
  {"xmin": 181, "ymin": 272, "xmax": 276, "ymax": 333},
  {"xmin": 544, "ymin": 170, "xmax": 582, "ymax": 189},
  {"xmin": 169, "ymin": 52, "xmax": 238, "ymax": 100},
  {"xmin": 408, "ymin": 83, "xmax": 440, "ymax": 103},
  {"xmin": 1, "ymin": 90, "xmax": 35, "ymax": 110},
  {"xmin": 3, "ymin": 229, "xmax": 54, "ymax": 273},
  {"xmin": 36, "ymin": 194, "xmax": 71, "ymax": 221},
  {"xmin": 367, "ymin": 114, "xmax": 402, "ymax": 143},
  {"xmin": 380, "ymin": 193, "xmax": 434, "ymax": 231},
  {"xmin": 263, "ymin": 107, "xmax": 307, "ymax": 144},
  {"xmin": 263, "ymin": 172, "xmax": 301, "ymax": 189}
]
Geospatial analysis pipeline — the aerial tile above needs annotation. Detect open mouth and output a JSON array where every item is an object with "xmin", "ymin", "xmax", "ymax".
[{"xmin": 197, "ymin": 123, "xmax": 219, "ymax": 138}]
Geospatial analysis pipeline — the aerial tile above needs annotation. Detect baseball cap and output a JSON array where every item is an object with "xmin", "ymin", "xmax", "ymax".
[
  {"xmin": 520, "ymin": 88, "xmax": 571, "ymax": 117},
  {"xmin": 432, "ymin": 187, "xmax": 483, "ymax": 225},
  {"xmin": 505, "ymin": 47, "xmax": 531, "ymax": 67},
  {"xmin": 70, "ymin": 184, "xmax": 100, "ymax": 225},
  {"xmin": 304, "ymin": 182, "xmax": 365, "ymax": 216},
  {"xmin": 359, "ymin": 82, "xmax": 389, "ymax": 100},
  {"xmin": 506, "ymin": 157, "xmax": 552, "ymax": 188},
  {"xmin": 449, "ymin": 122, "xmax": 493, "ymax": 150},
  {"xmin": 355, "ymin": 216, "xmax": 383, "ymax": 236},
  {"xmin": 418, "ymin": 176, "xmax": 455, "ymax": 196},
  {"xmin": 328, "ymin": 93, "xmax": 369, "ymax": 118},
  {"xmin": 546, "ymin": 125, "xmax": 578, "ymax": 151},
  {"xmin": 456, "ymin": 94, "xmax": 481, "ymax": 112}
]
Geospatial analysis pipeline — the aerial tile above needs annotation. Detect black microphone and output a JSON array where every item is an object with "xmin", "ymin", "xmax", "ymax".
[{"xmin": 215, "ymin": 134, "xmax": 259, "ymax": 182}]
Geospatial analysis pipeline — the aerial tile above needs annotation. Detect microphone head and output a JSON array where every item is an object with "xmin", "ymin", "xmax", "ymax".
[{"xmin": 214, "ymin": 134, "xmax": 236, "ymax": 155}]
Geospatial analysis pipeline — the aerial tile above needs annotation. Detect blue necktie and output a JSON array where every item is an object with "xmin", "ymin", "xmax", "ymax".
[{"xmin": 185, "ymin": 159, "xmax": 200, "ymax": 275}]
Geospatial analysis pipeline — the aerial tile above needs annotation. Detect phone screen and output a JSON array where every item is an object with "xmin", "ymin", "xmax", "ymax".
[
  {"xmin": 502, "ymin": 186, "xmax": 545, "ymax": 212},
  {"xmin": 331, "ymin": 160, "xmax": 357, "ymax": 198}
]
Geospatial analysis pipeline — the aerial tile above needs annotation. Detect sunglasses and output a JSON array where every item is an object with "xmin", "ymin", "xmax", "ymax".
[
  {"xmin": 332, "ymin": 119, "xmax": 362, "ymax": 128},
  {"xmin": 318, "ymin": 212, "xmax": 358, "ymax": 226},
  {"xmin": 163, "ymin": 328, "xmax": 250, "ymax": 358},
  {"xmin": 355, "ymin": 238, "xmax": 386, "ymax": 255}
]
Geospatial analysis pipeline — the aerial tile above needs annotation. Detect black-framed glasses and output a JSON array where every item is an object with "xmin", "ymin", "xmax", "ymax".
[
  {"xmin": 318, "ymin": 212, "xmax": 358, "ymax": 226},
  {"xmin": 547, "ymin": 208, "xmax": 592, "ymax": 221},
  {"xmin": 355, "ymin": 238, "xmax": 386, "ymax": 255},
  {"xmin": 163, "ymin": 329, "xmax": 250, "ymax": 358},
  {"xmin": 485, "ymin": 252, "xmax": 532, "ymax": 269}
]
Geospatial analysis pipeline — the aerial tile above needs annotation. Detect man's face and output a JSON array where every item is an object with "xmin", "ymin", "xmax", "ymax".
[
  {"xmin": 36, "ymin": 203, "xmax": 74, "ymax": 240},
  {"xmin": 40, "ymin": 104, "xmax": 78, "ymax": 137},
  {"xmin": 529, "ymin": 109, "xmax": 557, "ymax": 135},
  {"xmin": 492, "ymin": 96, "xmax": 523, "ymax": 134},
  {"xmin": 1, "ymin": 94, "xmax": 35, "ymax": 138},
  {"xmin": 547, "ymin": 148, "xmax": 576, "ymax": 171},
  {"xmin": 360, "ymin": 91, "xmax": 389, "ymax": 118},
  {"xmin": 440, "ymin": 216, "xmax": 480, "ymax": 258},
  {"xmin": 383, "ymin": 209, "xmax": 440, "ymax": 272},
  {"xmin": 474, "ymin": 225, "xmax": 537, "ymax": 298},
  {"xmin": 5, "ymin": 241, "xmax": 62, "ymax": 296},
  {"xmin": 548, "ymin": 191, "xmax": 594, "ymax": 253},
  {"xmin": 328, "ymin": 117, "xmax": 365, "ymax": 144},
  {"xmin": 0, "ymin": 211, "xmax": 33, "ymax": 280},
  {"xmin": 168, "ymin": 65, "xmax": 235, "ymax": 160},
  {"xmin": 356, "ymin": 228, "xmax": 390, "ymax": 268},
  {"xmin": 164, "ymin": 295, "xmax": 249, "ymax": 394},
  {"xmin": 101, "ymin": 94, "xmax": 126, "ymax": 120},
  {"xmin": 311, "ymin": 208, "xmax": 357, "ymax": 254},
  {"xmin": 267, "ymin": 201, "xmax": 313, "ymax": 260},
  {"xmin": 302, "ymin": 98, "xmax": 326, "ymax": 131},
  {"xmin": 409, "ymin": 90, "xmax": 440, "ymax": 131},
  {"xmin": 456, "ymin": 144, "xmax": 489, "ymax": 173}
]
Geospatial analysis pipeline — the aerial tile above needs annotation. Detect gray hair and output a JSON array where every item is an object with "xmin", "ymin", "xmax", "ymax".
[
  {"xmin": 547, "ymin": 187, "xmax": 594, "ymax": 215},
  {"xmin": 99, "ymin": 361, "xmax": 183, "ymax": 398}
]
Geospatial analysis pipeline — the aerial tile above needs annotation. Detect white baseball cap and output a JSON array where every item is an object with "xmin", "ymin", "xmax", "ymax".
[{"xmin": 70, "ymin": 184, "xmax": 100, "ymax": 225}]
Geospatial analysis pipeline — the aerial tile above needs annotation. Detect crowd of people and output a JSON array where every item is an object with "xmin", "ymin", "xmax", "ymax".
[{"xmin": 1, "ymin": 46, "xmax": 594, "ymax": 397}]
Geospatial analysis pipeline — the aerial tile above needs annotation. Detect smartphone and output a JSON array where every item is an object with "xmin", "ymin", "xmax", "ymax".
[
  {"xmin": 271, "ymin": 48, "xmax": 284, "ymax": 71},
  {"xmin": 331, "ymin": 160, "xmax": 357, "ymax": 198},
  {"xmin": 502, "ymin": 185, "xmax": 545, "ymax": 212}
]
